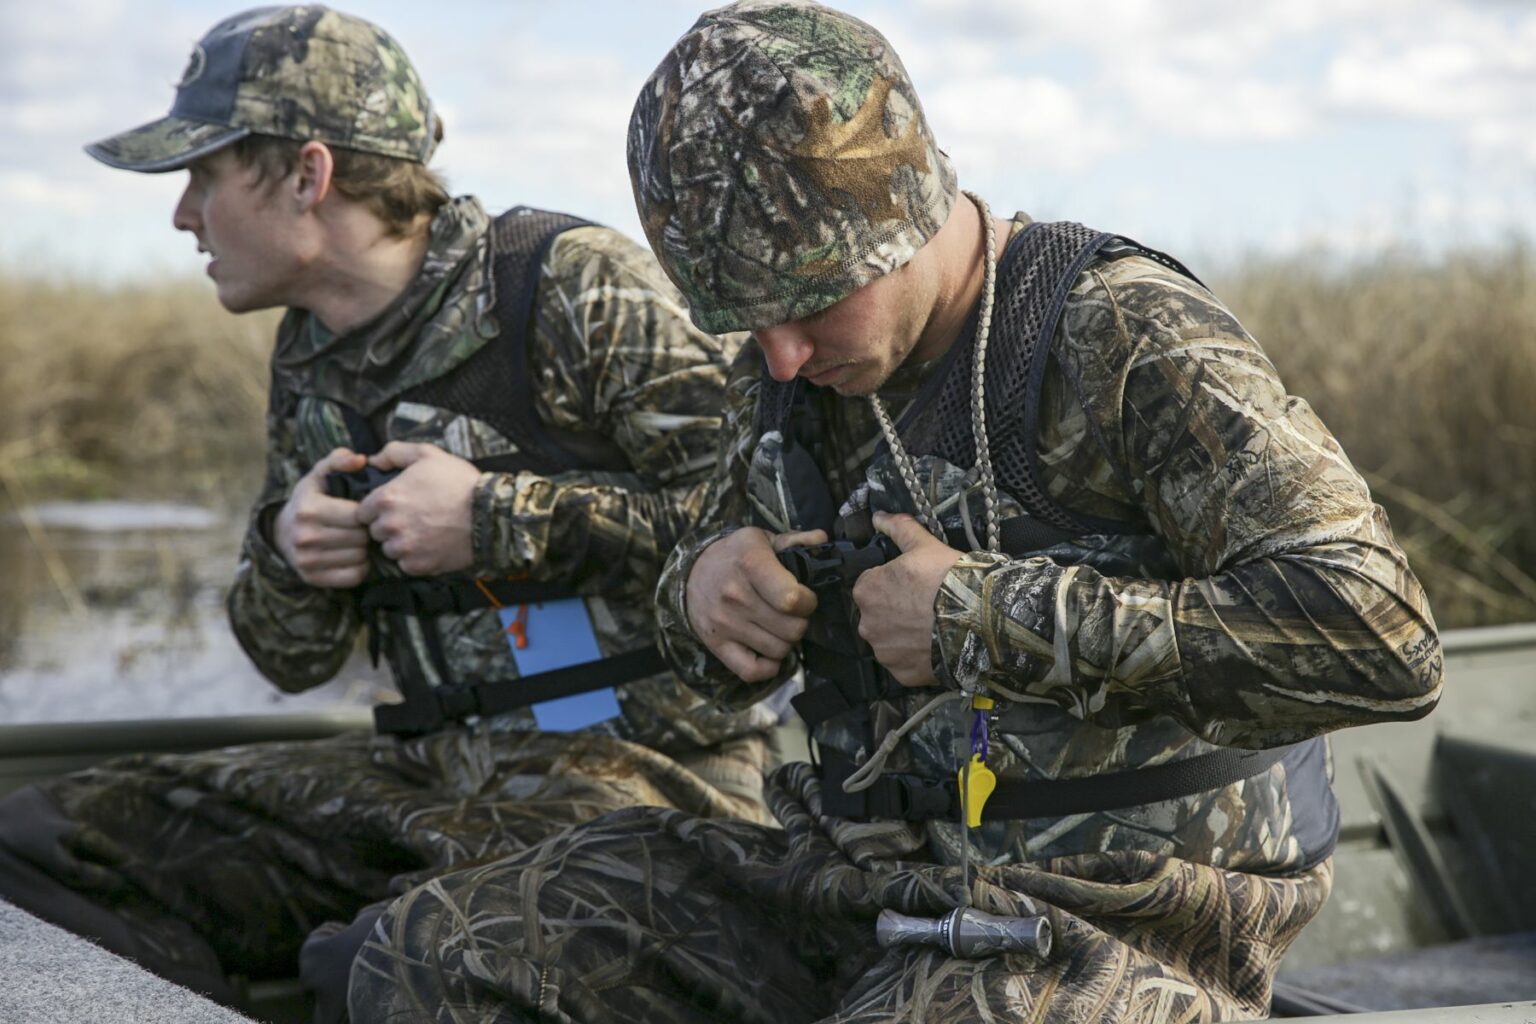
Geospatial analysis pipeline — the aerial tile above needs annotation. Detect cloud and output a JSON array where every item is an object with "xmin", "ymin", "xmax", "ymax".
[
  {"xmin": 1322, "ymin": 6, "xmax": 1536, "ymax": 174},
  {"xmin": 923, "ymin": 73, "xmax": 1122, "ymax": 174},
  {"xmin": 900, "ymin": 0, "xmax": 1523, "ymax": 149},
  {"xmin": 0, "ymin": 172, "xmax": 95, "ymax": 212},
  {"xmin": 429, "ymin": 33, "xmax": 642, "ymax": 219},
  {"xmin": 1115, "ymin": 63, "xmax": 1314, "ymax": 141}
]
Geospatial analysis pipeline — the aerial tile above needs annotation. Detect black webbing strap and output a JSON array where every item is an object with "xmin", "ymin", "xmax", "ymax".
[
  {"xmin": 374, "ymin": 645, "xmax": 667, "ymax": 736},
  {"xmin": 791, "ymin": 645, "xmax": 901, "ymax": 726},
  {"xmin": 817, "ymin": 742, "xmax": 1295, "ymax": 822},
  {"xmin": 356, "ymin": 577, "xmax": 577, "ymax": 617},
  {"xmin": 993, "ymin": 515, "xmax": 1075, "ymax": 554}
]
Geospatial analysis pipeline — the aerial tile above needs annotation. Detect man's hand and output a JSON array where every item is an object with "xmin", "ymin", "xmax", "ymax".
[
  {"xmin": 853, "ymin": 511, "xmax": 963, "ymax": 688},
  {"xmin": 356, "ymin": 442, "xmax": 480, "ymax": 576},
  {"xmin": 686, "ymin": 527, "xmax": 826, "ymax": 683},
  {"xmin": 274, "ymin": 447, "xmax": 372, "ymax": 588}
]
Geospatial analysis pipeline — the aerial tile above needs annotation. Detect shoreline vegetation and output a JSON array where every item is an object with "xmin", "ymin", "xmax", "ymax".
[{"xmin": 3, "ymin": 245, "xmax": 1533, "ymax": 630}]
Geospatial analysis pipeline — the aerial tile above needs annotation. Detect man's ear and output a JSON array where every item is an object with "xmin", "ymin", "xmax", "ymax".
[{"xmin": 292, "ymin": 140, "xmax": 335, "ymax": 212}]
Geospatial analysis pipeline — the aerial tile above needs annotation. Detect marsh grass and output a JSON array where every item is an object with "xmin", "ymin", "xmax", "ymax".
[
  {"xmin": 1, "ymin": 247, "xmax": 1533, "ymax": 628},
  {"xmin": 1216, "ymin": 243, "xmax": 1536, "ymax": 629},
  {"xmin": 0, "ymin": 274, "xmax": 276, "ymax": 508}
]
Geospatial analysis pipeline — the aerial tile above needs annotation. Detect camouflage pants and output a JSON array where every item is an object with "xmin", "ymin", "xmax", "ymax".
[
  {"xmin": 352, "ymin": 761, "xmax": 1330, "ymax": 1024},
  {"xmin": 0, "ymin": 727, "xmax": 770, "ymax": 990}
]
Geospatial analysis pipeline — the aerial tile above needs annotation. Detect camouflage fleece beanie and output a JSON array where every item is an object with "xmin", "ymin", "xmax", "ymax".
[{"xmin": 628, "ymin": 0, "xmax": 958, "ymax": 333}]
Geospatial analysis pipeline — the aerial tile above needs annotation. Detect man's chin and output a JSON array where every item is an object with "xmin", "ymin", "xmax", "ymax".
[
  {"xmin": 830, "ymin": 379, "xmax": 876, "ymax": 397},
  {"xmin": 213, "ymin": 287, "xmax": 270, "ymax": 315},
  {"xmin": 828, "ymin": 366, "xmax": 893, "ymax": 398}
]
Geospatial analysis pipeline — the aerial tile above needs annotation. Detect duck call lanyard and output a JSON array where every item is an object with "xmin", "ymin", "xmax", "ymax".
[{"xmin": 867, "ymin": 190, "xmax": 1001, "ymax": 906}]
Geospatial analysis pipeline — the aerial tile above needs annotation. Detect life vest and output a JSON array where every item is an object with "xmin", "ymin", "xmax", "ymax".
[
  {"xmin": 338, "ymin": 207, "xmax": 665, "ymax": 736},
  {"xmin": 761, "ymin": 221, "xmax": 1308, "ymax": 822}
]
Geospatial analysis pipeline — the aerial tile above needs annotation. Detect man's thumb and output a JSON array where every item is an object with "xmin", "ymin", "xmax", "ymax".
[{"xmin": 873, "ymin": 511, "xmax": 934, "ymax": 553}]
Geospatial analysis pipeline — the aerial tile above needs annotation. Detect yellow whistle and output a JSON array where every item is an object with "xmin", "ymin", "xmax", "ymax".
[{"xmin": 958, "ymin": 755, "xmax": 998, "ymax": 828}]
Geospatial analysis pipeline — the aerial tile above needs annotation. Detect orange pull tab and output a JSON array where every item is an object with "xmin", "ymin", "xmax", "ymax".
[{"xmin": 507, "ymin": 603, "xmax": 530, "ymax": 649}]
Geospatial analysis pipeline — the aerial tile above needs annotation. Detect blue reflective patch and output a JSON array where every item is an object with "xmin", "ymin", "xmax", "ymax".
[{"xmin": 498, "ymin": 599, "xmax": 619, "ymax": 731}]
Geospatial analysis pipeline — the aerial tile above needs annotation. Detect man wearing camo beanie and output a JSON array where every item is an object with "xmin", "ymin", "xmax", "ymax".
[{"xmin": 352, "ymin": 3, "xmax": 1441, "ymax": 1020}]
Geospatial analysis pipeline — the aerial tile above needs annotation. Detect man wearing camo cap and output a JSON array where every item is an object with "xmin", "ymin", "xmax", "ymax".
[
  {"xmin": 0, "ymin": 5, "xmax": 783, "ymax": 1018},
  {"xmin": 350, "ymin": 2, "xmax": 1443, "ymax": 1022}
]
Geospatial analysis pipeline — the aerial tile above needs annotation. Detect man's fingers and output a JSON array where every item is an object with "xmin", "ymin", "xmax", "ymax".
[
  {"xmin": 355, "ymin": 492, "xmax": 381, "ymax": 526},
  {"xmin": 299, "ymin": 547, "xmax": 370, "ymax": 572},
  {"xmin": 369, "ymin": 441, "xmax": 432, "ymax": 472},
  {"xmin": 729, "ymin": 621, "xmax": 797, "ymax": 663},
  {"xmin": 747, "ymin": 564, "xmax": 818, "ymax": 619},
  {"xmin": 712, "ymin": 640, "xmax": 784, "ymax": 685},
  {"xmin": 297, "ymin": 499, "xmax": 368, "ymax": 530},
  {"xmin": 770, "ymin": 529, "xmax": 829, "ymax": 553},
  {"xmin": 305, "ymin": 565, "xmax": 370, "ymax": 589}
]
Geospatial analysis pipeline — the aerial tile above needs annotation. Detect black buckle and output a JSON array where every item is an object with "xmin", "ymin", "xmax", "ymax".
[{"xmin": 867, "ymin": 775, "xmax": 954, "ymax": 820}]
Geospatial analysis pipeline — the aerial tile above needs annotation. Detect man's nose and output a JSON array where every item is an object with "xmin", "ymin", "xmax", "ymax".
[
  {"xmin": 171, "ymin": 185, "xmax": 199, "ymax": 234},
  {"xmin": 753, "ymin": 325, "xmax": 814, "ymax": 382}
]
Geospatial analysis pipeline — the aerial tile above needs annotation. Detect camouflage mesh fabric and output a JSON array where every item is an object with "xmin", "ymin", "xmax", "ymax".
[
  {"xmin": 86, "ymin": 5, "xmax": 439, "ymax": 173},
  {"xmin": 351, "ymin": 763, "xmax": 1332, "ymax": 1023},
  {"xmin": 628, "ymin": 0, "xmax": 957, "ymax": 333}
]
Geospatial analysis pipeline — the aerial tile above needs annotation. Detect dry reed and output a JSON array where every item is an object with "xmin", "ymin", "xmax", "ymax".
[
  {"xmin": 0, "ymin": 275, "xmax": 276, "ymax": 507},
  {"xmin": 1217, "ymin": 243, "xmax": 1536, "ymax": 629}
]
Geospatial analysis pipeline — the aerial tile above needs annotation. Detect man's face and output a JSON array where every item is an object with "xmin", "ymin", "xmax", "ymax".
[
  {"xmin": 751, "ymin": 263, "xmax": 931, "ymax": 397},
  {"xmin": 171, "ymin": 149, "xmax": 305, "ymax": 313}
]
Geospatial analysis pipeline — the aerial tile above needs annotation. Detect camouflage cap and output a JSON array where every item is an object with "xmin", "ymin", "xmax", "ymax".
[
  {"xmin": 628, "ymin": 0, "xmax": 957, "ymax": 334},
  {"xmin": 85, "ymin": 5, "xmax": 439, "ymax": 173}
]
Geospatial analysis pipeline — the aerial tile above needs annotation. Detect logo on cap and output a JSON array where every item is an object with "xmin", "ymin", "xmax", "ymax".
[{"xmin": 178, "ymin": 45, "xmax": 207, "ymax": 89}]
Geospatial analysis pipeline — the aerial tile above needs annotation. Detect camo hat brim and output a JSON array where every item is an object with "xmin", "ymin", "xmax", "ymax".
[
  {"xmin": 86, "ymin": 117, "xmax": 251, "ymax": 173},
  {"xmin": 628, "ymin": 0, "xmax": 956, "ymax": 334},
  {"xmin": 86, "ymin": 5, "xmax": 439, "ymax": 175}
]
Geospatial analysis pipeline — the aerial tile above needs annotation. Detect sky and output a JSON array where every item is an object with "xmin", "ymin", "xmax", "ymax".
[{"xmin": 3, "ymin": 0, "xmax": 1534, "ymax": 283}]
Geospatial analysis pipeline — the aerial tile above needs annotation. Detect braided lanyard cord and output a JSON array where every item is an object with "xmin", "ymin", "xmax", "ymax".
[
  {"xmin": 866, "ymin": 190, "xmax": 1002, "ymax": 555},
  {"xmin": 862, "ymin": 192, "xmax": 1003, "ymax": 907}
]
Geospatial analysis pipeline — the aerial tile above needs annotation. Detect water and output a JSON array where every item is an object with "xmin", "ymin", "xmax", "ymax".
[{"xmin": 0, "ymin": 500, "xmax": 391, "ymax": 725}]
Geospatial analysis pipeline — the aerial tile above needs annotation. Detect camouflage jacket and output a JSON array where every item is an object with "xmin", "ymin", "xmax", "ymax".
[
  {"xmin": 656, "ymin": 214, "xmax": 1443, "ymax": 871},
  {"xmin": 229, "ymin": 196, "xmax": 777, "ymax": 753}
]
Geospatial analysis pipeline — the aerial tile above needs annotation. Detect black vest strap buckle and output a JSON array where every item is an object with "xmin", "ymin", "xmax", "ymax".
[
  {"xmin": 867, "ymin": 775, "xmax": 954, "ymax": 820},
  {"xmin": 817, "ymin": 748, "xmax": 956, "ymax": 820}
]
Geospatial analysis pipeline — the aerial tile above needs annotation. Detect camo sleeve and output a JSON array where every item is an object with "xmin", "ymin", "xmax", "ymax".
[
  {"xmin": 653, "ymin": 344, "xmax": 791, "ymax": 709},
  {"xmin": 933, "ymin": 257, "xmax": 1443, "ymax": 749},
  {"xmin": 469, "ymin": 226, "xmax": 738, "ymax": 600},
  {"xmin": 226, "ymin": 379, "xmax": 360, "ymax": 693}
]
